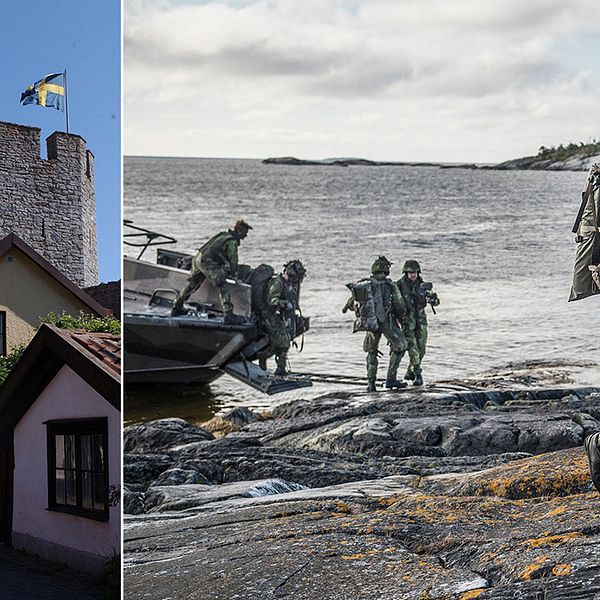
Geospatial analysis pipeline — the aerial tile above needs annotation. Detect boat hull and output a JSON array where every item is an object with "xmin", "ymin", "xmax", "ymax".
[{"xmin": 123, "ymin": 253, "xmax": 312, "ymax": 392}]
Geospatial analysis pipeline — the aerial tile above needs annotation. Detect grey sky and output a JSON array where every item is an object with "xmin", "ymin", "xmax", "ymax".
[{"xmin": 125, "ymin": 0, "xmax": 600, "ymax": 162}]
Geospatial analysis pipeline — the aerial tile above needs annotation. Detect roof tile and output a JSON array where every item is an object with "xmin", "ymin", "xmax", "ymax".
[{"xmin": 67, "ymin": 330, "xmax": 121, "ymax": 375}]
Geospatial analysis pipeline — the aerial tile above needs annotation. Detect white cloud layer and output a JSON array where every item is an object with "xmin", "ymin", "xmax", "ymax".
[{"xmin": 125, "ymin": 0, "xmax": 600, "ymax": 161}]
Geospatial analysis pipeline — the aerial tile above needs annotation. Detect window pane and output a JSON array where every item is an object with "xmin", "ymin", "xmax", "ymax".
[
  {"xmin": 55, "ymin": 435, "xmax": 65, "ymax": 468},
  {"xmin": 55, "ymin": 469, "xmax": 66, "ymax": 505},
  {"xmin": 82, "ymin": 471, "xmax": 93, "ymax": 509},
  {"xmin": 93, "ymin": 434, "xmax": 104, "ymax": 472},
  {"xmin": 93, "ymin": 472, "xmax": 106, "ymax": 510},
  {"xmin": 66, "ymin": 470, "xmax": 77, "ymax": 506},
  {"xmin": 81, "ymin": 435, "xmax": 92, "ymax": 471},
  {"xmin": 48, "ymin": 422, "xmax": 108, "ymax": 516},
  {"xmin": 65, "ymin": 434, "xmax": 75, "ymax": 469}
]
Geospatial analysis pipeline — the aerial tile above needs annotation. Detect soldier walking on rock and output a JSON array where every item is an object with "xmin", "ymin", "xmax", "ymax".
[
  {"xmin": 171, "ymin": 220, "xmax": 252, "ymax": 323},
  {"xmin": 343, "ymin": 256, "xmax": 408, "ymax": 392},
  {"xmin": 396, "ymin": 260, "xmax": 439, "ymax": 386},
  {"xmin": 258, "ymin": 259, "xmax": 307, "ymax": 376}
]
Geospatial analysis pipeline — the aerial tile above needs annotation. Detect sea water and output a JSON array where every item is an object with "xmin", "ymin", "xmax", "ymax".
[{"xmin": 124, "ymin": 157, "xmax": 599, "ymax": 421}]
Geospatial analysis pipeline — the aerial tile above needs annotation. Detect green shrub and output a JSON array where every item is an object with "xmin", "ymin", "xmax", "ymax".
[
  {"xmin": 0, "ymin": 311, "xmax": 120, "ymax": 386},
  {"xmin": 40, "ymin": 311, "xmax": 121, "ymax": 335},
  {"xmin": 537, "ymin": 139, "xmax": 600, "ymax": 161},
  {"xmin": 0, "ymin": 344, "xmax": 27, "ymax": 385}
]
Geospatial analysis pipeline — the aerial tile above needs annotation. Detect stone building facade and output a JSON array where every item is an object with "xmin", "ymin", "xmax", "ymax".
[{"xmin": 0, "ymin": 121, "xmax": 98, "ymax": 287}]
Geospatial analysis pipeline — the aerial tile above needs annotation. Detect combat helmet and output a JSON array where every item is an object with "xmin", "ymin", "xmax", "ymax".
[
  {"xmin": 284, "ymin": 259, "xmax": 306, "ymax": 282},
  {"xmin": 371, "ymin": 255, "xmax": 392, "ymax": 275},
  {"xmin": 402, "ymin": 259, "xmax": 421, "ymax": 273}
]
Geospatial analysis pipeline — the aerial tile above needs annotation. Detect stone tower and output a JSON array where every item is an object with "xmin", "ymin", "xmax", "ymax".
[{"xmin": 0, "ymin": 120, "xmax": 98, "ymax": 287}]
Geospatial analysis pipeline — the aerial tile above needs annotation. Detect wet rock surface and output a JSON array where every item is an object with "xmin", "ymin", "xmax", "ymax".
[{"xmin": 124, "ymin": 366, "xmax": 600, "ymax": 598}]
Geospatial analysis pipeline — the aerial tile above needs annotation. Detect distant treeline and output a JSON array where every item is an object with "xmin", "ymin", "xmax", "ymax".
[{"xmin": 537, "ymin": 140, "xmax": 600, "ymax": 161}]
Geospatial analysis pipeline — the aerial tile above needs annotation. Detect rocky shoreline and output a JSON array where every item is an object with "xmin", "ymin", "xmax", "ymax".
[
  {"xmin": 124, "ymin": 363, "xmax": 600, "ymax": 599},
  {"xmin": 262, "ymin": 153, "xmax": 600, "ymax": 172}
]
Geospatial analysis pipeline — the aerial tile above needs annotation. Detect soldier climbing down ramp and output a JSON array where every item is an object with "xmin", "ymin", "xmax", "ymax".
[{"xmin": 258, "ymin": 259, "xmax": 307, "ymax": 376}]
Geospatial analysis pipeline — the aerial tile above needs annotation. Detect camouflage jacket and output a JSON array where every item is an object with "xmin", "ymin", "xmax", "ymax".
[
  {"xmin": 198, "ymin": 230, "xmax": 240, "ymax": 275},
  {"xmin": 264, "ymin": 274, "xmax": 300, "ymax": 314},
  {"xmin": 397, "ymin": 274, "xmax": 439, "ymax": 316}
]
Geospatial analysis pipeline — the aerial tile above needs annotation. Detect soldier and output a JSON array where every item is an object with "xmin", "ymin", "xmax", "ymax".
[
  {"xmin": 343, "ymin": 256, "xmax": 408, "ymax": 392},
  {"xmin": 396, "ymin": 260, "xmax": 439, "ymax": 386},
  {"xmin": 570, "ymin": 162, "xmax": 600, "ymax": 301},
  {"xmin": 258, "ymin": 259, "xmax": 307, "ymax": 376},
  {"xmin": 171, "ymin": 220, "xmax": 252, "ymax": 323}
]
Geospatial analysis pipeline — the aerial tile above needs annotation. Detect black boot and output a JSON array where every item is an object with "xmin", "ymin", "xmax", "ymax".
[
  {"xmin": 404, "ymin": 370, "xmax": 415, "ymax": 381},
  {"xmin": 385, "ymin": 379, "xmax": 408, "ymax": 390},
  {"xmin": 367, "ymin": 380, "xmax": 377, "ymax": 392},
  {"xmin": 171, "ymin": 303, "xmax": 188, "ymax": 317},
  {"xmin": 413, "ymin": 373, "xmax": 423, "ymax": 386},
  {"xmin": 258, "ymin": 356, "xmax": 267, "ymax": 371},
  {"xmin": 274, "ymin": 354, "xmax": 288, "ymax": 377}
]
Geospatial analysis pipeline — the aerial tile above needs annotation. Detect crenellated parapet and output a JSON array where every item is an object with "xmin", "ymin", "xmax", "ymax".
[{"xmin": 0, "ymin": 120, "xmax": 98, "ymax": 286}]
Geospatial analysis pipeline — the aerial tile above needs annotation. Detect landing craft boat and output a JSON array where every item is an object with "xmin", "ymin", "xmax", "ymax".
[{"xmin": 123, "ymin": 222, "xmax": 312, "ymax": 394}]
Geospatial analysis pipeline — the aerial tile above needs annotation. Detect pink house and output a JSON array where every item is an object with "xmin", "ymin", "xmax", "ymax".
[{"xmin": 0, "ymin": 324, "xmax": 120, "ymax": 574}]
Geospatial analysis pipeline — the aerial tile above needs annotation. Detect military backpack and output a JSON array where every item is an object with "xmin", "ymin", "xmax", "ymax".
[{"xmin": 346, "ymin": 279, "xmax": 379, "ymax": 333}]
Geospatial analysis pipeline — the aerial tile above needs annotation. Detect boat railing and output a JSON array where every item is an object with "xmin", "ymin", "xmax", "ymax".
[{"xmin": 123, "ymin": 220, "xmax": 178, "ymax": 260}]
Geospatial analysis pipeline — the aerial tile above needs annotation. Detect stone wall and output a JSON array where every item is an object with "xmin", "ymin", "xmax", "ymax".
[{"xmin": 0, "ymin": 121, "xmax": 98, "ymax": 286}]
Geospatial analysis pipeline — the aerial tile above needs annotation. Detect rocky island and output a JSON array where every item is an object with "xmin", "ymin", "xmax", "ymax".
[
  {"xmin": 124, "ymin": 362, "xmax": 600, "ymax": 599},
  {"xmin": 263, "ymin": 140, "xmax": 600, "ymax": 172}
]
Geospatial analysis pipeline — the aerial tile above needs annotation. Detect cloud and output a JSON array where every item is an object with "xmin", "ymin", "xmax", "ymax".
[{"xmin": 124, "ymin": 0, "xmax": 600, "ymax": 160}]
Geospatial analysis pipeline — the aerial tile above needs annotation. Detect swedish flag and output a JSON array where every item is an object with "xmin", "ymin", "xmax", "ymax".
[{"xmin": 20, "ymin": 72, "xmax": 65, "ymax": 111}]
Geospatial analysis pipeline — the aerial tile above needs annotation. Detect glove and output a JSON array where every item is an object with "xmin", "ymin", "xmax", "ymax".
[{"xmin": 342, "ymin": 306, "xmax": 348, "ymax": 314}]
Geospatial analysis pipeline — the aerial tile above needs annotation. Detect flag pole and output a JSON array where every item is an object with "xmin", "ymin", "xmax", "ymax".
[{"xmin": 64, "ymin": 69, "xmax": 70, "ymax": 134}]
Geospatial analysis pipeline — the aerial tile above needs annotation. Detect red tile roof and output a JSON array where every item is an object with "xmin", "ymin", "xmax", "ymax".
[
  {"xmin": 66, "ymin": 330, "xmax": 121, "ymax": 375},
  {"xmin": 0, "ymin": 325, "xmax": 120, "ymax": 429}
]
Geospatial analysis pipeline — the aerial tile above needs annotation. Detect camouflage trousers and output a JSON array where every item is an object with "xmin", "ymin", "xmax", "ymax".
[
  {"xmin": 260, "ymin": 312, "xmax": 292, "ymax": 356},
  {"xmin": 173, "ymin": 255, "xmax": 233, "ymax": 314},
  {"xmin": 363, "ymin": 320, "xmax": 407, "ymax": 383},
  {"xmin": 402, "ymin": 320, "xmax": 428, "ymax": 376},
  {"xmin": 259, "ymin": 312, "xmax": 292, "ymax": 371}
]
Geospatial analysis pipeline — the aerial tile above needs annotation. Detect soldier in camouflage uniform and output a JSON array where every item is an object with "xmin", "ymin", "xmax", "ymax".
[
  {"xmin": 171, "ymin": 220, "xmax": 252, "ymax": 323},
  {"xmin": 259, "ymin": 259, "xmax": 307, "ymax": 376},
  {"xmin": 343, "ymin": 256, "xmax": 408, "ymax": 392},
  {"xmin": 570, "ymin": 162, "xmax": 600, "ymax": 301},
  {"xmin": 396, "ymin": 259, "xmax": 439, "ymax": 386}
]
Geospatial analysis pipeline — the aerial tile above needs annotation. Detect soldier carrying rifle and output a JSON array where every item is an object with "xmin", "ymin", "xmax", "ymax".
[{"xmin": 396, "ymin": 260, "xmax": 439, "ymax": 386}]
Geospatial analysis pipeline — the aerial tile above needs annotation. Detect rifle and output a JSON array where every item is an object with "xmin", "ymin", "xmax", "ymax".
[{"xmin": 419, "ymin": 281, "xmax": 438, "ymax": 314}]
